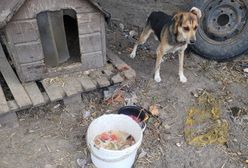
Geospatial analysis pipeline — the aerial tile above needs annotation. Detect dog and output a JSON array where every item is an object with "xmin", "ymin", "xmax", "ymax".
[{"xmin": 130, "ymin": 7, "xmax": 202, "ymax": 83}]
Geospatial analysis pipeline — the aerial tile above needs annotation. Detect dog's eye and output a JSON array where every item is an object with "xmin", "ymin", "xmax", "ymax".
[
  {"xmin": 183, "ymin": 27, "xmax": 190, "ymax": 31},
  {"xmin": 194, "ymin": 26, "xmax": 198, "ymax": 30}
]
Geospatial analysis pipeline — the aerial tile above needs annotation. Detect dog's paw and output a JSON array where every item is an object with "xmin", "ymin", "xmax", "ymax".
[
  {"xmin": 154, "ymin": 75, "xmax": 161, "ymax": 83},
  {"xmin": 179, "ymin": 75, "xmax": 187, "ymax": 83},
  {"xmin": 129, "ymin": 52, "xmax": 136, "ymax": 59}
]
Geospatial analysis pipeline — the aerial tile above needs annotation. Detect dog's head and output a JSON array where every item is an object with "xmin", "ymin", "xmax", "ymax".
[{"xmin": 173, "ymin": 7, "xmax": 202, "ymax": 44}]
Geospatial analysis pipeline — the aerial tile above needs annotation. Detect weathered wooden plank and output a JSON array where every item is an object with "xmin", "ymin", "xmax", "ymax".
[
  {"xmin": 0, "ymin": 45, "xmax": 32, "ymax": 108},
  {"xmin": 106, "ymin": 48, "xmax": 129, "ymax": 70},
  {"xmin": 23, "ymin": 82, "xmax": 45, "ymax": 106},
  {"xmin": 96, "ymin": 77, "xmax": 110, "ymax": 88},
  {"xmin": 79, "ymin": 32, "xmax": 102, "ymax": 54},
  {"xmin": 89, "ymin": 70, "xmax": 110, "ymax": 88},
  {"xmin": 42, "ymin": 92, "xmax": 50, "ymax": 104},
  {"xmin": 5, "ymin": 19, "xmax": 39, "ymax": 44},
  {"xmin": 0, "ymin": 42, "xmax": 6, "ymax": 58},
  {"xmin": 14, "ymin": 41, "xmax": 44, "ymax": 64},
  {"xmin": 100, "ymin": 15, "xmax": 107, "ymax": 64},
  {"xmin": 12, "ymin": 0, "xmax": 96, "ymax": 20},
  {"xmin": 63, "ymin": 78, "xmax": 82, "ymax": 97},
  {"xmin": 0, "ymin": 0, "xmax": 25, "ymax": 29},
  {"xmin": 111, "ymin": 74, "xmax": 124, "ymax": 84},
  {"xmin": 77, "ymin": 13, "xmax": 101, "ymax": 34},
  {"xmin": 0, "ymin": 84, "xmax": 9, "ymax": 114},
  {"xmin": 41, "ymin": 79, "xmax": 65, "ymax": 102},
  {"xmin": 77, "ymin": 76, "xmax": 97, "ymax": 92},
  {"xmin": 7, "ymin": 100, "xmax": 19, "ymax": 112},
  {"xmin": 18, "ymin": 61, "xmax": 46, "ymax": 82},
  {"xmin": 81, "ymin": 51, "xmax": 104, "ymax": 69}
]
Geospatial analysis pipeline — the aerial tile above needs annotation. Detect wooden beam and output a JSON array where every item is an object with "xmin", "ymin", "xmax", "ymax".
[
  {"xmin": 23, "ymin": 82, "xmax": 45, "ymax": 106},
  {"xmin": 0, "ymin": 84, "xmax": 9, "ymax": 114},
  {"xmin": 0, "ymin": 44, "xmax": 32, "ymax": 108}
]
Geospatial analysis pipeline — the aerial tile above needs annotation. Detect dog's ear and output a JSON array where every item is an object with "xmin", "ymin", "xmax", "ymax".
[
  {"xmin": 172, "ymin": 13, "xmax": 183, "ymax": 34},
  {"xmin": 190, "ymin": 7, "xmax": 202, "ymax": 19}
]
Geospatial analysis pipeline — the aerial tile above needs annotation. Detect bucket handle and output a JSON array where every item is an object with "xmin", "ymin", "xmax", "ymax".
[{"xmin": 140, "ymin": 121, "xmax": 146, "ymax": 133}]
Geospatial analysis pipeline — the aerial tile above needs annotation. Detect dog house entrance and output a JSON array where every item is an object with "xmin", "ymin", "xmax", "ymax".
[{"xmin": 37, "ymin": 9, "xmax": 80, "ymax": 68}]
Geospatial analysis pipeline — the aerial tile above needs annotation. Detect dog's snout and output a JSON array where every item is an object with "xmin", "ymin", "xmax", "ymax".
[{"xmin": 190, "ymin": 39, "xmax": 196, "ymax": 44}]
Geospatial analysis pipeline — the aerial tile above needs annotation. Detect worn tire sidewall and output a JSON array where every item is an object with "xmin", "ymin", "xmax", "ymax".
[{"xmin": 191, "ymin": 0, "xmax": 248, "ymax": 61}]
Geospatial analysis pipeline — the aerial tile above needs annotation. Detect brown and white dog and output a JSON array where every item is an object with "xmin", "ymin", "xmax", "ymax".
[{"xmin": 130, "ymin": 7, "xmax": 202, "ymax": 83}]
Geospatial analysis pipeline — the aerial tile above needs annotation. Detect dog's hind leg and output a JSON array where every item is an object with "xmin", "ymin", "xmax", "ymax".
[{"xmin": 130, "ymin": 24, "xmax": 152, "ymax": 58}]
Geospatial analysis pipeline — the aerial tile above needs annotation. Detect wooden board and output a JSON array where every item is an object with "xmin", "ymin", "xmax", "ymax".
[
  {"xmin": 23, "ymin": 82, "xmax": 45, "ymax": 106},
  {"xmin": 0, "ymin": 45, "xmax": 32, "ymax": 108},
  {"xmin": 14, "ymin": 41, "xmax": 44, "ymax": 64},
  {"xmin": 77, "ymin": 13, "xmax": 101, "ymax": 35},
  {"xmin": 0, "ymin": 84, "xmax": 9, "ymax": 114},
  {"xmin": 5, "ymin": 19, "xmax": 39, "ymax": 44},
  {"xmin": 81, "ymin": 51, "xmax": 104, "ymax": 69},
  {"xmin": 79, "ymin": 32, "xmax": 102, "ymax": 54},
  {"xmin": 41, "ymin": 80, "xmax": 65, "ymax": 102},
  {"xmin": 77, "ymin": 76, "xmax": 97, "ymax": 92},
  {"xmin": 100, "ymin": 15, "xmax": 107, "ymax": 64},
  {"xmin": 11, "ymin": 0, "xmax": 97, "ymax": 20},
  {"xmin": 63, "ymin": 78, "xmax": 82, "ymax": 97},
  {"xmin": 19, "ymin": 61, "xmax": 46, "ymax": 82},
  {"xmin": 7, "ymin": 100, "xmax": 19, "ymax": 112}
]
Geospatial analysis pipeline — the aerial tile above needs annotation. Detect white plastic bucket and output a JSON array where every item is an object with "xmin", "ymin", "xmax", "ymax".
[{"xmin": 86, "ymin": 114, "xmax": 143, "ymax": 168}]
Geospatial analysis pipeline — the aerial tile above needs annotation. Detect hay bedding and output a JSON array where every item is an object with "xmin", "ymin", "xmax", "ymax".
[{"xmin": 184, "ymin": 91, "xmax": 228, "ymax": 146}]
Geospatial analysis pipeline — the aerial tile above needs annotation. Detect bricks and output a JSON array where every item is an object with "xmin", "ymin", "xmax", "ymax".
[
  {"xmin": 103, "ymin": 69, "xmax": 113, "ymax": 76},
  {"xmin": 78, "ymin": 76, "xmax": 97, "ymax": 92},
  {"xmin": 111, "ymin": 74, "xmax": 124, "ymax": 84},
  {"xmin": 123, "ymin": 69, "xmax": 136, "ymax": 80},
  {"xmin": 96, "ymin": 77, "xmax": 111, "ymax": 87}
]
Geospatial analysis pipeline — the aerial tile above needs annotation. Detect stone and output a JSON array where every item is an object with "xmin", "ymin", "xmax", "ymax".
[
  {"xmin": 123, "ymin": 69, "xmax": 136, "ymax": 80},
  {"xmin": 96, "ymin": 77, "xmax": 110, "ymax": 88},
  {"xmin": 111, "ymin": 74, "xmax": 123, "ymax": 84}
]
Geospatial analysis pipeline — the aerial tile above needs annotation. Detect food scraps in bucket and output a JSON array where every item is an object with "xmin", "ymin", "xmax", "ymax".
[
  {"xmin": 94, "ymin": 130, "xmax": 135, "ymax": 150},
  {"xmin": 129, "ymin": 115, "xmax": 141, "ymax": 123}
]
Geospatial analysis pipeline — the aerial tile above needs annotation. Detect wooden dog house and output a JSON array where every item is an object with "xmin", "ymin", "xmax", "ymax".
[{"xmin": 0, "ymin": 0, "xmax": 110, "ymax": 82}]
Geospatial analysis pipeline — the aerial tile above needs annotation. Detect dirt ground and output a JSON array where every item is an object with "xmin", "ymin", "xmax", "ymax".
[{"xmin": 0, "ymin": 21, "xmax": 248, "ymax": 168}]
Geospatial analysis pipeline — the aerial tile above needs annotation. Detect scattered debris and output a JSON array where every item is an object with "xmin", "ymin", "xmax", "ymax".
[
  {"xmin": 77, "ymin": 158, "xmax": 87, "ymax": 168},
  {"xmin": 176, "ymin": 142, "xmax": 182, "ymax": 147},
  {"xmin": 230, "ymin": 107, "xmax": 248, "ymax": 124},
  {"xmin": 53, "ymin": 103, "xmax": 61, "ymax": 109},
  {"xmin": 119, "ymin": 23, "xmax": 125, "ymax": 31},
  {"xmin": 184, "ymin": 91, "xmax": 229, "ymax": 146},
  {"xmin": 129, "ymin": 30, "xmax": 138, "ymax": 38},
  {"xmin": 138, "ymin": 148, "xmax": 147, "ymax": 159},
  {"xmin": 125, "ymin": 93, "xmax": 138, "ymax": 105},
  {"xmin": 149, "ymin": 104, "xmax": 159, "ymax": 116},
  {"xmin": 83, "ymin": 111, "xmax": 91, "ymax": 119},
  {"xmin": 44, "ymin": 164, "xmax": 54, "ymax": 168},
  {"xmin": 104, "ymin": 85, "xmax": 126, "ymax": 105},
  {"xmin": 244, "ymin": 68, "xmax": 248, "ymax": 73},
  {"xmin": 44, "ymin": 76, "xmax": 65, "ymax": 87}
]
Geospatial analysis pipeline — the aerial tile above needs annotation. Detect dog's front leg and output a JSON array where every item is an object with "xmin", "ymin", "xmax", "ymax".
[
  {"xmin": 178, "ymin": 49, "xmax": 187, "ymax": 83},
  {"xmin": 154, "ymin": 46, "xmax": 165, "ymax": 83}
]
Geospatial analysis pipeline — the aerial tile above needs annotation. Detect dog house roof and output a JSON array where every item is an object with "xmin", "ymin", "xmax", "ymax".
[{"xmin": 0, "ymin": 0, "xmax": 110, "ymax": 29}]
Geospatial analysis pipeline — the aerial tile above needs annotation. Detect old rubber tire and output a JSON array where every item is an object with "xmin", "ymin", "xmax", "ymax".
[{"xmin": 191, "ymin": 0, "xmax": 248, "ymax": 61}]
